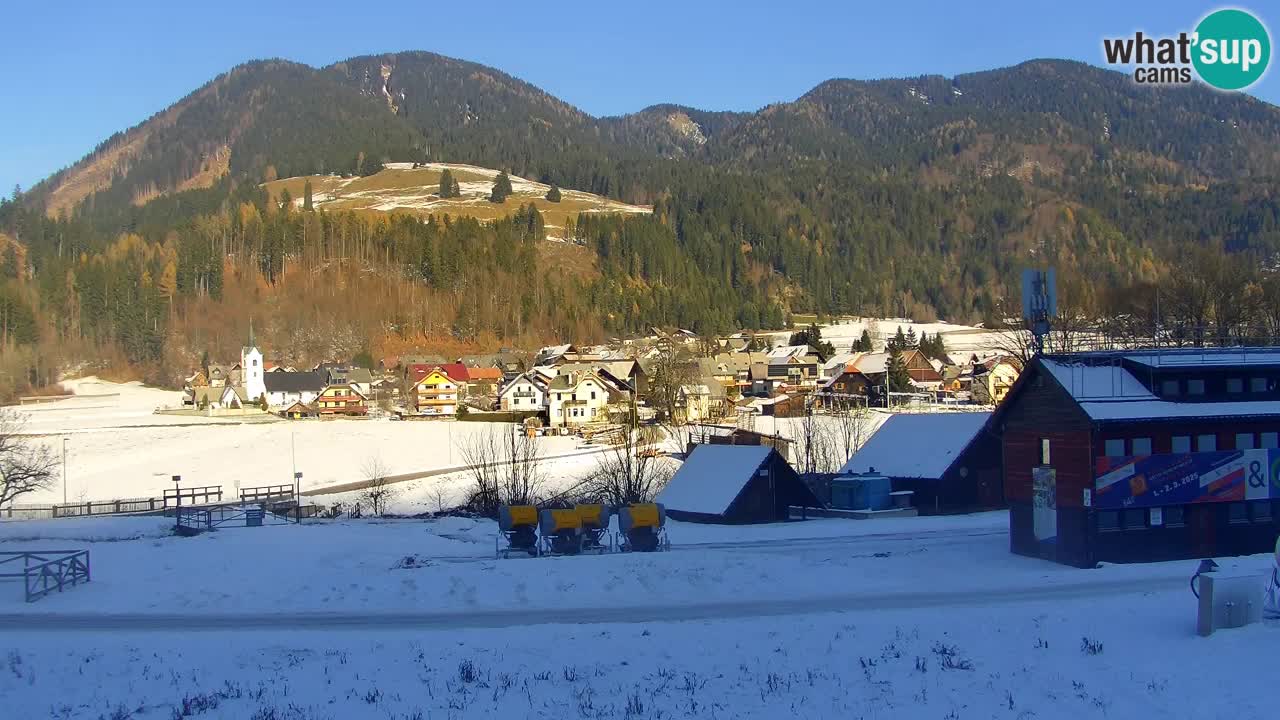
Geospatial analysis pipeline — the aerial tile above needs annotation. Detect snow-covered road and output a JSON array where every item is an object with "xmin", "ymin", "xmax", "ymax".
[{"xmin": 0, "ymin": 574, "xmax": 1189, "ymax": 632}]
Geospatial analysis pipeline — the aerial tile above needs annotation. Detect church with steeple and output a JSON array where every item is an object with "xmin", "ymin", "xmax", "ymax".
[{"xmin": 241, "ymin": 319, "xmax": 265, "ymax": 402}]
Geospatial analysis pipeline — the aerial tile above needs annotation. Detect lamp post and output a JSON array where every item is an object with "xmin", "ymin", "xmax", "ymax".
[
  {"xmin": 172, "ymin": 474, "xmax": 182, "ymax": 531},
  {"xmin": 61, "ymin": 438, "xmax": 68, "ymax": 506},
  {"xmin": 294, "ymin": 471, "xmax": 303, "ymax": 523}
]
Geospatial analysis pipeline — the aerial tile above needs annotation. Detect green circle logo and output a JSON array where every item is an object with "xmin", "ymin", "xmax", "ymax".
[{"xmin": 1193, "ymin": 9, "xmax": 1271, "ymax": 90}]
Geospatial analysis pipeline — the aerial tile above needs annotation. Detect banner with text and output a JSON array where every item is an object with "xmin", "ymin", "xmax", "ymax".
[{"xmin": 1094, "ymin": 450, "xmax": 1278, "ymax": 510}]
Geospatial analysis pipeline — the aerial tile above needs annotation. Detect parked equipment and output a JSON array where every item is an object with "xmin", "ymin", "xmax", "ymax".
[
  {"xmin": 539, "ymin": 508, "xmax": 584, "ymax": 555},
  {"xmin": 617, "ymin": 503, "xmax": 669, "ymax": 552},
  {"xmin": 576, "ymin": 504, "xmax": 613, "ymax": 554},
  {"xmin": 497, "ymin": 505, "xmax": 540, "ymax": 558}
]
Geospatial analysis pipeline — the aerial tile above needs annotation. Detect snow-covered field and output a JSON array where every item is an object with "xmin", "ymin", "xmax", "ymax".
[
  {"xmin": 0, "ymin": 512, "xmax": 1275, "ymax": 718},
  {"xmin": 8, "ymin": 378, "xmax": 882, "ymax": 510},
  {"xmin": 9, "ymin": 378, "xmax": 603, "ymax": 505},
  {"xmin": 761, "ymin": 318, "xmax": 1009, "ymax": 358}
]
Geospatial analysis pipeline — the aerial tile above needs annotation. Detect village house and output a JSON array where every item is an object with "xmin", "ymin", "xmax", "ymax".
[
  {"xmin": 971, "ymin": 356, "xmax": 1022, "ymax": 405},
  {"xmin": 412, "ymin": 367, "xmax": 460, "ymax": 417},
  {"xmin": 498, "ymin": 371, "xmax": 549, "ymax": 412},
  {"xmin": 263, "ymin": 370, "xmax": 326, "ymax": 409},
  {"xmin": 547, "ymin": 368, "xmax": 624, "ymax": 428},
  {"xmin": 817, "ymin": 364, "xmax": 873, "ymax": 406},
  {"xmin": 315, "ymin": 383, "xmax": 368, "ymax": 417},
  {"xmin": 674, "ymin": 384, "xmax": 713, "ymax": 424}
]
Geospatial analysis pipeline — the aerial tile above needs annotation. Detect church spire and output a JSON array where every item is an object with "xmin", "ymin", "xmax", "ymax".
[{"xmin": 247, "ymin": 317, "xmax": 256, "ymax": 349}]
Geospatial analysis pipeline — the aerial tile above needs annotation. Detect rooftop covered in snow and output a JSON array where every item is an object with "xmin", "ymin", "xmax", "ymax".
[
  {"xmin": 657, "ymin": 444, "xmax": 774, "ymax": 516},
  {"xmin": 838, "ymin": 412, "xmax": 991, "ymax": 479}
]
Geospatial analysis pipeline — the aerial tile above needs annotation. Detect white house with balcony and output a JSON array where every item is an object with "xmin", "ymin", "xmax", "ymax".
[
  {"xmin": 547, "ymin": 369, "xmax": 620, "ymax": 427},
  {"xmin": 498, "ymin": 371, "xmax": 549, "ymax": 412}
]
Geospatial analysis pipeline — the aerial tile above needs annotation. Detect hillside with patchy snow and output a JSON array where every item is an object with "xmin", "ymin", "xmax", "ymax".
[{"xmin": 265, "ymin": 162, "xmax": 650, "ymax": 241}]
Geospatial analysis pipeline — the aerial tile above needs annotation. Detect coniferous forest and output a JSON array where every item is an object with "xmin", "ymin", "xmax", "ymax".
[{"xmin": 3, "ymin": 52, "xmax": 1280, "ymax": 396}]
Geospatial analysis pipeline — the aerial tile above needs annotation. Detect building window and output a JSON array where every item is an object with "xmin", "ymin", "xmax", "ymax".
[
  {"xmin": 1196, "ymin": 434, "xmax": 1217, "ymax": 452},
  {"xmin": 1235, "ymin": 433, "xmax": 1256, "ymax": 450},
  {"xmin": 1104, "ymin": 439, "xmax": 1126, "ymax": 457},
  {"xmin": 1263, "ymin": 432, "xmax": 1279, "ymax": 449},
  {"xmin": 1161, "ymin": 379, "xmax": 1180, "ymax": 396},
  {"xmin": 1187, "ymin": 378, "xmax": 1205, "ymax": 395},
  {"xmin": 1097, "ymin": 511, "xmax": 1120, "ymax": 531},
  {"xmin": 1228, "ymin": 502, "xmax": 1249, "ymax": 524},
  {"xmin": 1172, "ymin": 436, "xmax": 1191, "ymax": 453},
  {"xmin": 1227, "ymin": 378, "xmax": 1244, "ymax": 393},
  {"xmin": 1039, "ymin": 438, "xmax": 1051, "ymax": 465},
  {"xmin": 591, "ymin": 391, "xmax": 597, "ymax": 400},
  {"xmin": 1163, "ymin": 506, "xmax": 1186, "ymax": 527},
  {"xmin": 1123, "ymin": 509, "xmax": 1147, "ymax": 530},
  {"xmin": 1250, "ymin": 501, "xmax": 1273, "ymax": 523},
  {"xmin": 1251, "ymin": 377, "xmax": 1269, "ymax": 393},
  {"xmin": 1131, "ymin": 437, "xmax": 1152, "ymax": 456}
]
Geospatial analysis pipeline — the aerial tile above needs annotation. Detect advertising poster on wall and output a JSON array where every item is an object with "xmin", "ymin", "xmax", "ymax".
[{"xmin": 1094, "ymin": 449, "xmax": 1277, "ymax": 510}]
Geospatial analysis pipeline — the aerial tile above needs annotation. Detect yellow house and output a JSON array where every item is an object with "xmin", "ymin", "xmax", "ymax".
[{"xmin": 413, "ymin": 368, "xmax": 459, "ymax": 416}]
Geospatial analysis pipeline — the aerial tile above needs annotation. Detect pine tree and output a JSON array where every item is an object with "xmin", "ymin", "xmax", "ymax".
[
  {"xmin": 303, "ymin": 180, "xmax": 314, "ymax": 211},
  {"xmin": 886, "ymin": 347, "xmax": 912, "ymax": 394},
  {"xmin": 279, "ymin": 188, "xmax": 293, "ymax": 211},
  {"xmin": 439, "ymin": 169, "xmax": 458, "ymax": 199},
  {"xmin": 889, "ymin": 326, "xmax": 907, "ymax": 351},
  {"xmin": 906, "ymin": 326, "xmax": 918, "ymax": 348},
  {"xmin": 490, "ymin": 171, "xmax": 513, "ymax": 203},
  {"xmin": 857, "ymin": 329, "xmax": 873, "ymax": 352},
  {"xmin": 545, "ymin": 184, "xmax": 562, "ymax": 202}
]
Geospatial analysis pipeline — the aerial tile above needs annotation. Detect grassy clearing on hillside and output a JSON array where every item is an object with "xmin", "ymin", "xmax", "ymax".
[{"xmin": 264, "ymin": 163, "xmax": 650, "ymax": 239}]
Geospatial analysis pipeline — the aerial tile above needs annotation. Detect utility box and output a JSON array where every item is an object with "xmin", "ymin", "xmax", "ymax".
[
  {"xmin": 830, "ymin": 473, "xmax": 891, "ymax": 511},
  {"xmin": 1196, "ymin": 571, "xmax": 1265, "ymax": 637},
  {"xmin": 245, "ymin": 507, "xmax": 264, "ymax": 527}
]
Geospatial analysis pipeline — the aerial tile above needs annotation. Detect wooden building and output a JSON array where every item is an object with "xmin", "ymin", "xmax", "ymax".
[
  {"xmin": 839, "ymin": 411, "xmax": 1003, "ymax": 514},
  {"xmin": 657, "ymin": 445, "xmax": 821, "ymax": 523},
  {"xmin": 1000, "ymin": 350, "xmax": 1280, "ymax": 567}
]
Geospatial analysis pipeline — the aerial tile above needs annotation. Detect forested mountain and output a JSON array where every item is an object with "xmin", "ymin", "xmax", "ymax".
[{"xmin": 3, "ymin": 53, "xmax": 1280, "ymax": 396}]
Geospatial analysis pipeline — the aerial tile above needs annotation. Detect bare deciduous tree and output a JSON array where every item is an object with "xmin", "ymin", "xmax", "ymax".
[
  {"xmin": 0, "ymin": 412, "xmax": 57, "ymax": 509},
  {"xmin": 359, "ymin": 455, "xmax": 396, "ymax": 517},
  {"xmin": 458, "ymin": 423, "xmax": 542, "ymax": 516},
  {"xmin": 581, "ymin": 425, "xmax": 671, "ymax": 505}
]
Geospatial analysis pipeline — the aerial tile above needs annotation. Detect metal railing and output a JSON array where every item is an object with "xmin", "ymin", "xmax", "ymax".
[
  {"xmin": 52, "ymin": 496, "xmax": 164, "ymax": 518},
  {"xmin": 162, "ymin": 486, "xmax": 223, "ymax": 508},
  {"xmin": 0, "ymin": 550, "xmax": 91, "ymax": 602},
  {"xmin": 240, "ymin": 484, "xmax": 295, "ymax": 503}
]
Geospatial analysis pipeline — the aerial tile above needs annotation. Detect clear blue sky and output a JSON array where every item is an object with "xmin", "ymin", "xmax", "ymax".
[{"xmin": 1, "ymin": 1, "xmax": 1274, "ymax": 194}]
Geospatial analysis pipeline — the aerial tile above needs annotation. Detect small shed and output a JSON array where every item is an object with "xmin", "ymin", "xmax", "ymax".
[
  {"xmin": 657, "ymin": 444, "xmax": 821, "ymax": 523},
  {"xmin": 281, "ymin": 401, "xmax": 317, "ymax": 419},
  {"xmin": 839, "ymin": 412, "xmax": 1001, "ymax": 514}
]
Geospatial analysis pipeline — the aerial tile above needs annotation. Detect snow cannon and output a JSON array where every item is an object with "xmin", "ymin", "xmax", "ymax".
[
  {"xmin": 539, "ymin": 508, "xmax": 584, "ymax": 556},
  {"xmin": 575, "ymin": 503, "xmax": 613, "ymax": 553},
  {"xmin": 617, "ymin": 503, "xmax": 669, "ymax": 553},
  {"xmin": 496, "ymin": 504, "xmax": 539, "ymax": 558}
]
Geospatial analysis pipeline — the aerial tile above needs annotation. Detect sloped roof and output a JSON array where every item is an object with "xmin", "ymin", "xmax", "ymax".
[
  {"xmin": 437, "ymin": 363, "xmax": 470, "ymax": 382},
  {"xmin": 839, "ymin": 412, "xmax": 991, "ymax": 479},
  {"xmin": 468, "ymin": 366, "xmax": 503, "ymax": 382},
  {"xmin": 264, "ymin": 371, "xmax": 326, "ymax": 393},
  {"xmin": 657, "ymin": 444, "xmax": 774, "ymax": 515},
  {"xmin": 1041, "ymin": 358, "xmax": 1280, "ymax": 421},
  {"xmin": 346, "ymin": 367, "xmax": 374, "ymax": 384},
  {"xmin": 767, "ymin": 345, "xmax": 810, "ymax": 359}
]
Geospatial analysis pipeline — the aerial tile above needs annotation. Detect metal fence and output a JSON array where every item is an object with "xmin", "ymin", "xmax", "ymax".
[{"xmin": 0, "ymin": 550, "xmax": 91, "ymax": 602}]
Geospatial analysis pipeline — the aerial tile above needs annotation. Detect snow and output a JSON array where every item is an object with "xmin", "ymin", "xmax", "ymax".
[
  {"xmin": 656, "ymin": 444, "xmax": 772, "ymax": 515},
  {"xmin": 1041, "ymin": 359, "xmax": 1155, "ymax": 400},
  {"xmin": 1042, "ymin": 359, "xmax": 1280, "ymax": 421},
  {"xmin": 812, "ymin": 319, "xmax": 1007, "ymax": 355},
  {"xmin": 9, "ymin": 378, "xmax": 600, "ymax": 505},
  {"xmin": 1125, "ymin": 349, "xmax": 1280, "ymax": 367},
  {"xmin": 1, "ymin": 511, "xmax": 1277, "ymax": 718},
  {"xmin": 1080, "ymin": 399, "xmax": 1280, "ymax": 421},
  {"xmin": 839, "ymin": 412, "xmax": 991, "ymax": 479}
]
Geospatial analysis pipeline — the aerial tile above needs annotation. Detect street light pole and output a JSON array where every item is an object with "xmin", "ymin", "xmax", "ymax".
[{"xmin": 61, "ymin": 437, "xmax": 68, "ymax": 505}]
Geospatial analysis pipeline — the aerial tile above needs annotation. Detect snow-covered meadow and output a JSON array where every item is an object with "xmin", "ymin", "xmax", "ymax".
[
  {"xmin": 10, "ymin": 378, "xmax": 603, "ymax": 507},
  {"xmin": 0, "ymin": 512, "xmax": 1276, "ymax": 719}
]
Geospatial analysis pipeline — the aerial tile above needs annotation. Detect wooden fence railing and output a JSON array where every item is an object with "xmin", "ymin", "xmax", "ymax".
[{"xmin": 0, "ymin": 550, "xmax": 91, "ymax": 602}]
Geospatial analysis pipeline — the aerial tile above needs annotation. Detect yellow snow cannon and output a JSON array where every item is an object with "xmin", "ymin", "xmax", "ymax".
[
  {"xmin": 575, "ymin": 503, "xmax": 613, "ymax": 554},
  {"xmin": 539, "ymin": 508, "xmax": 584, "ymax": 556},
  {"xmin": 617, "ymin": 503, "xmax": 669, "ymax": 553},
  {"xmin": 496, "ymin": 504, "xmax": 539, "ymax": 558}
]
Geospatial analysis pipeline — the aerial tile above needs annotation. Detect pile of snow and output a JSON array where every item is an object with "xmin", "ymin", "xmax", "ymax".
[{"xmin": 0, "ymin": 516, "xmax": 173, "ymax": 543}]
